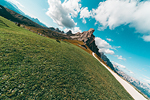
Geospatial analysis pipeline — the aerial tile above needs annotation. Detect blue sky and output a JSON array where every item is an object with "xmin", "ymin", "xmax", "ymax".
[{"xmin": 3, "ymin": 0, "xmax": 150, "ymax": 84}]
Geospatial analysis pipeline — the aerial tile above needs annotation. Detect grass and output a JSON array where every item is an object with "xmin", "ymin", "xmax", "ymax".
[{"xmin": 0, "ymin": 16, "xmax": 133, "ymax": 99}]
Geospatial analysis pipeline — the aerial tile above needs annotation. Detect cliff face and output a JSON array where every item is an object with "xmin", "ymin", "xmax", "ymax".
[
  {"xmin": 70, "ymin": 28, "xmax": 115, "ymax": 71},
  {"xmin": 70, "ymin": 28, "xmax": 101, "ymax": 58},
  {"xmin": 100, "ymin": 52, "xmax": 115, "ymax": 71}
]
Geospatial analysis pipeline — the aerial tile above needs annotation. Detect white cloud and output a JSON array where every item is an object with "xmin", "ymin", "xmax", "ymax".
[
  {"xmin": 112, "ymin": 61, "xmax": 126, "ymax": 68},
  {"xmin": 143, "ymin": 75, "xmax": 150, "ymax": 80},
  {"xmin": 112, "ymin": 61, "xmax": 134, "ymax": 74},
  {"xmin": 46, "ymin": 0, "xmax": 81, "ymax": 28},
  {"xmin": 114, "ymin": 55, "xmax": 126, "ymax": 61},
  {"xmin": 111, "ymin": 46, "xmax": 121, "ymax": 50},
  {"xmin": 142, "ymin": 35, "xmax": 150, "ymax": 42},
  {"xmin": 129, "ymin": 70, "xmax": 133, "ymax": 74},
  {"xmin": 143, "ymin": 79, "xmax": 150, "ymax": 84},
  {"xmin": 125, "ymin": 68, "xmax": 134, "ymax": 74},
  {"xmin": 106, "ymin": 38, "xmax": 113, "ymax": 42},
  {"xmin": 80, "ymin": 7, "xmax": 91, "ymax": 24},
  {"xmin": 64, "ymin": 27, "xmax": 82, "ymax": 34},
  {"xmin": 143, "ymin": 75, "xmax": 150, "ymax": 83},
  {"xmin": 73, "ymin": 27, "xmax": 82, "ymax": 33},
  {"xmin": 90, "ymin": 0, "xmax": 150, "ymax": 42},
  {"xmin": 95, "ymin": 37, "xmax": 121, "ymax": 54},
  {"xmin": 6, "ymin": 0, "xmax": 37, "ymax": 18},
  {"xmin": 95, "ymin": 37, "xmax": 115, "ymax": 54},
  {"xmin": 6, "ymin": 0, "xmax": 24, "ymax": 7}
]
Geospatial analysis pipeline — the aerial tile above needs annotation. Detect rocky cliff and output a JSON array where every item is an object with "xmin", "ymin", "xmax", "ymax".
[
  {"xmin": 70, "ymin": 28, "xmax": 115, "ymax": 71},
  {"xmin": 70, "ymin": 28, "xmax": 101, "ymax": 58}
]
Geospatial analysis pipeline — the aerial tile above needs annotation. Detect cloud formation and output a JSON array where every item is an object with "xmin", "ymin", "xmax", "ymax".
[
  {"xmin": 46, "ymin": 0, "xmax": 81, "ymax": 28},
  {"xmin": 80, "ymin": 7, "xmax": 91, "ymax": 24},
  {"xmin": 106, "ymin": 38, "xmax": 113, "ymax": 42},
  {"xmin": 79, "ymin": 0, "xmax": 150, "ymax": 41},
  {"xmin": 112, "ymin": 61, "xmax": 134, "ymax": 74},
  {"xmin": 6, "ymin": 0, "xmax": 24, "ymax": 7},
  {"xmin": 112, "ymin": 61, "xmax": 126, "ymax": 68},
  {"xmin": 143, "ymin": 75, "xmax": 150, "ymax": 84},
  {"xmin": 95, "ymin": 37, "xmax": 115, "ymax": 54},
  {"xmin": 144, "ymin": 79, "xmax": 150, "ymax": 84},
  {"xmin": 115, "ymin": 55, "xmax": 126, "ymax": 61},
  {"xmin": 95, "ymin": 37, "xmax": 121, "ymax": 55},
  {"xmin": 64, "ymin": 27, "xmax": 82, "ymax": 34},
  {"xmin": 142, "ymin": 35, "xmax": 150, "ymax": 42},
  {"xmin": 92, "ymin": 0, "xmax": 150, "ymax": 33}
]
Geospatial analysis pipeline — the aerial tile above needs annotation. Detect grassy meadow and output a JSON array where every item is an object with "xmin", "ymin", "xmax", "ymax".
[{"xmin": 0, "ymin": 16, "xmax": 133, "ymax": 99}]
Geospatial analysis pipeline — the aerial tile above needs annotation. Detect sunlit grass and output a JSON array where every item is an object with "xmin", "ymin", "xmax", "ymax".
[{"xmin": 0, "ymin": 16, "xmax": 133, "ymax": 99}]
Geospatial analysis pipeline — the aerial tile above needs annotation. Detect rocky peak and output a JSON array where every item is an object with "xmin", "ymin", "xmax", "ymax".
[
  {"xmin": 70, "ymin": 28, "xmax": 101, "ymax": 57},
  {"xmin": 70, "ymin": 28, "xmax": 115, "ymax": 73},
  {"xmin": 70, "ymin": 28, "xmax": 95, "ymax": 42},
  {"xmin": 66, "ymin": 30, "xmax": 72, "ymax": 35},
  {"xmin": 88, "ymin": 28, "xmax": 95, "ymax": 35}
]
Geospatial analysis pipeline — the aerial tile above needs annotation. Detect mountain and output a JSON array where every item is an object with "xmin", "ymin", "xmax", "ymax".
[
  {"xmin": 70, "ymin": 28, "xmax": 115, "ymax": 71},
  {"xmin": 113, "ymin": 64, "xmax": 150, "ymax": 98},
  {"xmin": 66, "ymin": 30, "xmax": 72, "ymax": 35},
  {"xmin": 70, "ymin": 28, "xmax": 101, "ymax": 57},
  {"xmin": 0, "ymin": 5, "xmax": 45, "ymax": 28},
  {"xmin": 0, "ymin": 0, "xmax": 25, "ymax": 15},
  {"xmin": 0, "ymin": 0, "xmax": 47, "ymax": 27},
  {"xmin": 27, "ymin": 17, "xmax": 47, "ymax": 27}
]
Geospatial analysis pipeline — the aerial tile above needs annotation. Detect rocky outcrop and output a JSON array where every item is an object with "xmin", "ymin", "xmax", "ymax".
[
  {"xmin": 66, "ymin": 30, "xmax": 72, "ymax": 35},
  {"xmin": 70, "ymin": 28, "xmax": 101, "ymax": 57},
  {"xmin": 70, "ymin": 28, "xmax": 115, "ymax": 71}
]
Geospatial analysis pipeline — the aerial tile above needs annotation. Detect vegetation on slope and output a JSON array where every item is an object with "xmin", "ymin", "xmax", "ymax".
[
  {"xmin": 0, "ymin": 16, "xmax": 133, "ymax": 99},
  {"xmin": 0, "ymin": 5, "xmax": 45, "ymax": 28}
]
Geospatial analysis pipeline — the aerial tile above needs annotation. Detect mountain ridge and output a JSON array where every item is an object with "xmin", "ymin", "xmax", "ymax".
[
  {"xmin": 0, "ymin": 5, "xmax": 46, "ymax": 28},
  {"xmin": 113, "ymin": 64, "xmax": 150, "ymax": 98},
  {"xmin": 0, "ymin": 0, "xmax": 47, "ymax": 27}
]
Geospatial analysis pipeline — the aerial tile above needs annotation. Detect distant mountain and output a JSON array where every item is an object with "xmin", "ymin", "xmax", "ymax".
[
  {"xmin": 0, "ymin": 0, "xmax": 24, "ymax": 15},
  {"xmin": 0, "ymin": 5, "xmax": 45, "ymax": 28},
  {"xmin": 113, "ymin": 64, "xmax": 150, "ymax": 98},
  {"xmin": 48, "ymin": 27, "xmax": 65, "ymax": 34},
  {"xmin": 66, "ymin": 30, "xmax": 72, "ymax": 35},
  {"xmin": 0, "ymin": 0, "xmax": 47, "ymax": 27},
  {"xmin": 27, "ymin": 17, "xmax": 47, "ymax": 28}
]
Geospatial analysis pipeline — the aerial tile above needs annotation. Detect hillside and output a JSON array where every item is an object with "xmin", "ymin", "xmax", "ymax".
[
  {"xmin": 0, "ymin": 5, "xmax": 46, "ymax": 28},
  {"xmin": 0, "ymin": 16, "xmax": 134, "ymax": 99},
  {"xmin": 0, "ymin": 0, "xmax": 47, "ymax": 27}
]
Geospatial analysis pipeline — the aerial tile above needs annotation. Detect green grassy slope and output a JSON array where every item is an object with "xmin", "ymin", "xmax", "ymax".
[{"xmin": 0, "ymin": 16, "xmax": 133, "ymax": 99}]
